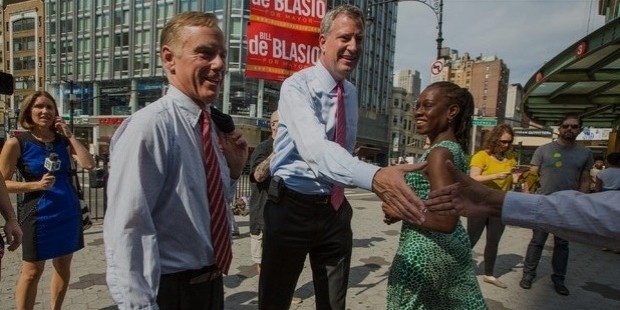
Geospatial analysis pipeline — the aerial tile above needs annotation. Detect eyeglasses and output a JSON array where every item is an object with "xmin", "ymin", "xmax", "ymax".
[
  {"xmin": 560, "ymin": 124, "xmax": 580, "ymax": 129},
  {"xmin": 499, "ymin": 140, "xmax": 513, "ymax": 144}
]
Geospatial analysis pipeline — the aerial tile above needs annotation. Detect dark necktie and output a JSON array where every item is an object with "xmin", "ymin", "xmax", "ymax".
[
  {"xmin": 331, "ymin": 82, "xmax": 346, "ymax": 210},
  {"xmin": 202, "ymin": 110, "xmax": 232, "ymax": 274}
]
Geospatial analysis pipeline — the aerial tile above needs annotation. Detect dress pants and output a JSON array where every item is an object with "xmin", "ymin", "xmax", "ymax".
[
  {"xmin": 467, "ymin": 216, "xmax": 506, "ymax": 276},
  {"xmin": 157, "ymin": 265, "xmax": 224, "ymax": 310},
  {"xmin": 522, "ymin": 229, "xmax": 569, "ymax": 284},
  {"xmin": 259, "ymin": 189, "xmax": 353, "ymax": 310}
]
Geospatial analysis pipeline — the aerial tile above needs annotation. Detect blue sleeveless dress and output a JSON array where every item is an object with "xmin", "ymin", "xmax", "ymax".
[
  {"xmin": 16, "ymin": 132, "xmax": 84, "ymax": 261},
  {"xmin": 386, "ymin": 140, "xmax": 487, "ymax": 309}
]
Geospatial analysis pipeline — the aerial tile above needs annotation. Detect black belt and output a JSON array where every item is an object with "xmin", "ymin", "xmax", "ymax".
[
  {"xmin": 162, "ymin": 265, "xmax": 221, "ymax": 284},
  {"xmin": 283, "ymin": 187, "xmax": 331, "ymax": 205}
]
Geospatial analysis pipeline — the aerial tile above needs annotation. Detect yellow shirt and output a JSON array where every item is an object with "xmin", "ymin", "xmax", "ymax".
[{"xmin": 470, "ymin": 150, "xmax": 517, "ymax": 191}]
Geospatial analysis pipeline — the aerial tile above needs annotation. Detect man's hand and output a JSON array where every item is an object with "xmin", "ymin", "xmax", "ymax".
[
  {"xmin": 372, "ymin": 163, "xmax": 427, "ymax": 225},
  {"xmin": 219, "ymin": 129, "xmax": 248, "ymax": 179},
  {"xmin": 425, "ymin": 161, "xmax": 505, "ymax": 217},
  {"xmin": 3, "ymin": 218, "xmax": 22, "ymax": 251}
]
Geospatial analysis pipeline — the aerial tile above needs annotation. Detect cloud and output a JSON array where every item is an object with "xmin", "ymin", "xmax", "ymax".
[{"xmin": 394, "ymin": 0, "xmax": 605, "ymax": 88}]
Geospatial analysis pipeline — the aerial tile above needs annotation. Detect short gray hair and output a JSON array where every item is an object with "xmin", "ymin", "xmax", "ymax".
[{"xmin": 320, "ymin": 4, "xmax": 365, "ymax": 36}]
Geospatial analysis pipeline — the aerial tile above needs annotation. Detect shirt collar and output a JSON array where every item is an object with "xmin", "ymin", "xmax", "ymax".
[
  {"xmin": 165, "ymin": 85, "xmax": 208, "ymax": 128},
  {"xmin": 315, "ymin": 61, "xmax": 340, "ymax": 93}
]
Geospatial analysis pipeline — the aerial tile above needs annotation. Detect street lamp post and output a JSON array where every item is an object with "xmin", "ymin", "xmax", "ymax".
[{"xmin": 366, "ymin": 0, "xmax": 444, "ymax": 59}]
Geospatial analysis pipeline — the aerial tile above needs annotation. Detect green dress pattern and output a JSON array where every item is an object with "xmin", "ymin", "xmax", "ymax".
[{"xmin": 386, "ymin": 140, "xmax": 487, "ymax": 310}]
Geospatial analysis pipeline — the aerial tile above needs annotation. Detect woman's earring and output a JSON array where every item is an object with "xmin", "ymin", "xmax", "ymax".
[{"xmin": 447, "ymin": 118, "xmax": 453, "ymax": 124}]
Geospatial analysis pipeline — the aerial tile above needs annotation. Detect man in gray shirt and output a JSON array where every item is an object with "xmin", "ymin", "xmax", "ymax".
[{"xmin": 520, "ymin": 114, "xmax": 593, "ymax": 296}]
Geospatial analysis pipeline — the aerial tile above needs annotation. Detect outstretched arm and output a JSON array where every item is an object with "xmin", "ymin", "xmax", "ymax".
[{"xmin": 372, "ymin": 163, "xmax": 428, "ymax": 225}]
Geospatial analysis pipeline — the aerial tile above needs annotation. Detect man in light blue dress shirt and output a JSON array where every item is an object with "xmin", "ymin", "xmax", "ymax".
[
  {"xmin": 258, "ymin": 5, "xmax": 427, "ymax": 310},
  {"xmin": 426, "ymin": 161, "xmax": 620, "ymax": 249},
  {"xmin": 104, "ymin": 12, "xmax": 248, "ymax": 310}
]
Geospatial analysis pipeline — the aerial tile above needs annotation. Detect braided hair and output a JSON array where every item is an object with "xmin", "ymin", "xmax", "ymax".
[{"xmin": 427, "ymin": 81, "xmax": 474, "ymax": 151}]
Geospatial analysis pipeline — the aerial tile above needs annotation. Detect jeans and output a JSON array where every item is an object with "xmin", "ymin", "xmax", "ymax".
[{"xmin": 522, "ymin": 229, "xmax": 569, "ymax": 284}]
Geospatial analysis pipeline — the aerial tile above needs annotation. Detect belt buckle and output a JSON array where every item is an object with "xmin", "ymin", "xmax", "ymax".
[{"xmin": 189, "ymin": 270, "xmax": 221, "ymax": 284}]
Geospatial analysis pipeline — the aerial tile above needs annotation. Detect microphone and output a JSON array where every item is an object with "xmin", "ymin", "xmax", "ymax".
[
  {"xmin": 210, "ymin": 106, "xmax": 235, "ymax": 134},
  {"xmin": 44, "ymin": 153, "xmax": 61, "ymax": 174},
  {"xmin": 0, "ymin": 71, "xmax": 15, "ymax": 95}
]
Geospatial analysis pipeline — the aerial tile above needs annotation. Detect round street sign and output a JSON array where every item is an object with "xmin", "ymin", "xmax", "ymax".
[{"xmin": 431, "ymin": 60, "xmax": 444, "ymax": 76}]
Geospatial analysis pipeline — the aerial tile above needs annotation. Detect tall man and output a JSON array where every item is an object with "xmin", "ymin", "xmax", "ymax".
[
  {"xmin": 259, "ymin": 5, "xmax": 427, "ymax": 309},
  {"xmin": 104, "ymin": 12, "xmax": 248, "ymax": 309},
  {"xmin": 519, "ymin": 114, "xmax": 592, "ymax": 296},
  {"xmin": 248, "ymin": 111, "xmax": 279, "ymax": 273}
]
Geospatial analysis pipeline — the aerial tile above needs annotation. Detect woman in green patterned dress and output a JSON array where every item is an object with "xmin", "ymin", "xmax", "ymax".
[{"xmin": 384, "ymin": 81, "xmax": 487, "ymax": 309}]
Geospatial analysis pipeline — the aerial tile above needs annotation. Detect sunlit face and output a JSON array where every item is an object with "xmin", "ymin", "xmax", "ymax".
[
  {"xmin": 30, "ymin": 96, "xmax": 57, "ymax": 129},
  {"xmin": 319, "ymin": 14, "xmax": 364, "ymax": 81},
  {"xmin": 414, "ymin": 87, "xmax": 457, "ymax": 136},
  {"xmin": 498, "ymin": 132, "xmax": 513, "ymax": 152},
  {"xmin": 269, "ymin": 111, "xmax": 279, "ymax": 139},
  {"xmin": 558, "ymin": 117, "xmax": 581, "ymax": 142},
  {"xmin": 162, "ymin": 26, "xmax": 226, "ymax": 107}
]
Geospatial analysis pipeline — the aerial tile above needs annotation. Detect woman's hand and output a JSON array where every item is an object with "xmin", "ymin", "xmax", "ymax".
[
  {"xmin": 38, "ymin": 173, "xmax": 56, "ymax": 190},
  {"xmin": 54, "ymin": 116, "xmax": 73, "ymax": 138}
]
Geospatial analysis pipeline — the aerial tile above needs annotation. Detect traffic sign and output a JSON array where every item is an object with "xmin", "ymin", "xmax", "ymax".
[
  {"xmin": 431, "ymin": 60, "xmax": 444, "ymax": 76},
  {"xmin": 471, "ymin": 117, "xmax": 497, "ymax": 127}
]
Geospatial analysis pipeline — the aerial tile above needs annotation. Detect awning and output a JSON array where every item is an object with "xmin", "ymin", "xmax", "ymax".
[{"xmin": 522, "ymin": 18, "xmax": 620, "ymax": 129}]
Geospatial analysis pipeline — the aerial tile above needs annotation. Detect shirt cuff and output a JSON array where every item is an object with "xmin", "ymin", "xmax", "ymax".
[{"xmin": 351, "ymin": 161, "xmax": 381, "ymax": 191}]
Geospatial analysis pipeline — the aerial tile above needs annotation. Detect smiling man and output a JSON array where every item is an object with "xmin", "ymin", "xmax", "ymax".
[
  {"xmin": 104, "ymin": 12, "xmax": 248, "ymax": 309},
  {"xmin": 258, "ymin": 5, "xmax": 427, "ymax": 309}
]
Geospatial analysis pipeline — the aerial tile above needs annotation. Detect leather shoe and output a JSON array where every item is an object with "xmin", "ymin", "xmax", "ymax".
[
  {"xmin": 519, "ymin": 278, "xmax": 532, "ymax": 289},
  {"xmin": 554, "ymin": 283, "xmax": 570, "ymax": 296}
]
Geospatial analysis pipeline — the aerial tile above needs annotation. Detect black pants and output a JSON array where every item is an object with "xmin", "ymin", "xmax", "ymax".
[
  {"xmin": 259, "ymin": 189, "xmax": 353, "ymax": 310},
  {"xmin": 467, "ymin": 216, "xmax": 506, "ymax": 276},
  {"xmin": 157, "ymin": 265, "xmax": 224, "ymax": 310}
]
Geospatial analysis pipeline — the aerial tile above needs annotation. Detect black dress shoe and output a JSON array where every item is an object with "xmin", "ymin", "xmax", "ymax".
[
  {"xmin": 554, "ymin": 283, "xmax": 570, "ymax": 295},
  {"xmin": 519, "ymin": 278, "xmax": 532, "ymax": 289}
]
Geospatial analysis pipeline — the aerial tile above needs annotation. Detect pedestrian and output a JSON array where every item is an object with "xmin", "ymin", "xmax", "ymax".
[
  {"xmin": 383, "ymin": 81, "xmax": 486, "ymax": 309},
  {"xmin": 258, "ymin": 4, "xmax": 427, "ymax": 309},
  {"xmin": 519, "ymin": 114, "xmax": 593, "ymax": 296},
  {"xmin": 590, "ymin": 156, "xmax": 605, "ymax": 192},
  {"xmin": 467, "ymin": 124, "xmax": 516, "ymax": 289},
  {"xmin": 0, "ymin": 176, "xmax": 22, "ymax": 281},
  {"xmin": 248, "ymin": 110, "xmax": 279, "ymax": 274},
  {"xmin": 0, "ymin": 90, "xmax": 95, "ymax": 309},
  {"xmin": 595, "ymin": 152, "xmax": 620, "ymax": 192},
  {"xmin": 103, "ymin": 12, "xmax": 248, "ymax": 309},
  {"xmin": 595, "ymin": 152, "xmax": 620, "ymax": 253}
]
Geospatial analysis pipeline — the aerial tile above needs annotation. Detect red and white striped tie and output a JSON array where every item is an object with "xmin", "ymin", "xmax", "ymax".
[
  {"xmin": 202, "ymin": 110, "xmax": 232, "ymax": 274},
  {"xmin": 331, "ymin": 81, "xmax": 346, "ymax": 211}
]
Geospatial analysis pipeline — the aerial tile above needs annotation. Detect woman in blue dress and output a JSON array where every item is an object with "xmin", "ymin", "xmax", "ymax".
[
  {"xmin": 0, "ymin": 91, "xmax": 95, "ymax": 309},
  {"xmin": 384, "ymin": 82, "xmax": 487, "ymax": 309}
]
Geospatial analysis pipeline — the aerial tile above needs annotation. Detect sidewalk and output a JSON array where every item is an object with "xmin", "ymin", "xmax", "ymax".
[{"xmin": 1, "ymin": 189, "xmax": 619, "ymax": 309}]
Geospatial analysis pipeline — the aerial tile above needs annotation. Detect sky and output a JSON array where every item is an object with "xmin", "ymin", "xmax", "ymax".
[{"xmin": 393, "ymin": 0, "xmax": 606, "ymax": 88}]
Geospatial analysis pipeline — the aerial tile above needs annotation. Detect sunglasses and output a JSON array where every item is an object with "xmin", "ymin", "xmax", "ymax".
[
  {"xmin": 499, "ymin": 140, "xmax": 513, "ymax": 144},
  {"xmin": 560, "ymin": 124, "xmax": 580, "ymax": 129}
]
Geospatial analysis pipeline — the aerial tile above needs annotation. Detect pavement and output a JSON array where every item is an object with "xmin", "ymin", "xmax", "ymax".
[{"xmin": 1, "ymin": 188, "xmax": 619, "ymax": 309}]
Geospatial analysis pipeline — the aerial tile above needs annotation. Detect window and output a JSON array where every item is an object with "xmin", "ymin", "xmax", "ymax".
[
  {"xmin": 13, "ymin": 56, "xmax": 36, "ymax": 70},
  {"xmin": 114, "ymin": 32, "xmax": 129, "ymax": 47},
  {"xmin": 12, "ymin": 18, "xmax": 35, "ymax": 32}
]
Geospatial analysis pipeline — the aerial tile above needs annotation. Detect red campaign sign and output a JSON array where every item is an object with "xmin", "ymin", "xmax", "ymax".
[
  {"xmin": 249, "ymin": 0, "xmax": 326, "ymax": 29},
  {"xmin": 246, "ymin": 0, "xmax": 327, "ymax": 81},
  {"xmin": 245, "ymin": 22, "xmax": 321, "ymax": 81}
]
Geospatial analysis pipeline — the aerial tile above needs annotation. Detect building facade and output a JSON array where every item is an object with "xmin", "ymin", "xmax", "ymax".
[
  {"xmin": 33, "ymin": 0, "xmax": 397, "ymax": 163},
  {"xmin": 2, "ymin": 0, "xmax": 45, "ymax": 134}
]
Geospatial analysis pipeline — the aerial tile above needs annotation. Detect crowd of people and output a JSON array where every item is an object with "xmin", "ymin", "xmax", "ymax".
[{"xmin": 0, "ymin": 4, "xmax": 619, "ymax": 310}]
